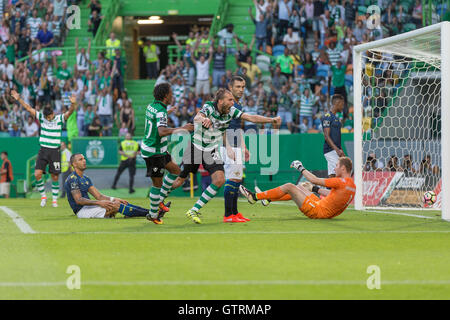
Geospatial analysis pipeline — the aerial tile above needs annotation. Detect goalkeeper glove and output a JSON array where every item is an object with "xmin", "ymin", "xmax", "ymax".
[{"xmin": 290, "ymin": 160, "xmax": 305, "ymax": 173}]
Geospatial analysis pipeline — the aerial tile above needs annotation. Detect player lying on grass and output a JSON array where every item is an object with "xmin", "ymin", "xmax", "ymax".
[
  {"xmin": 239, "ymin": 157, "xmax": 355, "ymax": 219},
  {"xmin": 65, "ymin": 153, "xmax": 150, "ymax": 218}
]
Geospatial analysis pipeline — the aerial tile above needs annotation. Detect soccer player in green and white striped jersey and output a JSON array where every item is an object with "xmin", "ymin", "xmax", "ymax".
[
  {"xmin": 299, "ymin": 87, "xmax": 319, "ymax": 129},
  {"xmin": 11, "ymin": 90, "xmax": 77, "ymax": 208},
  {"xmin": 169, "ymin": 88, "xmax": 281, "ymax": 224},
  {"xmin": 141, "ymin": 83, "xmax": 194, "ymax": 224}
]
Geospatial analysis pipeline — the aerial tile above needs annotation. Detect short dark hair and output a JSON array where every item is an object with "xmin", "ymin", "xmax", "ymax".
[
  {"xmin": 70, "ymin": 153, "xmax": 82, "ymax": 165},
  {"xmin": 331, "ymin": 94, "xmax": 344, "ymax": 105},
  {"xmin": 1, "ymin": 151, "xmax": 7, "ymax": 156},
  {"xmin": 43, "ymin": 106, "xmax": 53, "ymax": 117},
  {"xmin": 153, "ymin": 83, "xmax": 171, "ymax": 101},
  {"xmin": 214, "ymin": 88, "xmax": 231, "ymax": 104},
  {"xmin": 230, "ymin": 75, "xmax": 245, "ymax": 87}
]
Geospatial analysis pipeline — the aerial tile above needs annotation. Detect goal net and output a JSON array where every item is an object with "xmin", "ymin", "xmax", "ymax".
[{"xmin": 353, "ymin": 22, "xmax": 450, "ymax": 220}]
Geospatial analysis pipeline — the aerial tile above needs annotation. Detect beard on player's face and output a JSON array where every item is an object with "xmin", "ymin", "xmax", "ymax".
[{"xmin": 219, "ymin": 102, "xmax": 231, "ymax": 114}]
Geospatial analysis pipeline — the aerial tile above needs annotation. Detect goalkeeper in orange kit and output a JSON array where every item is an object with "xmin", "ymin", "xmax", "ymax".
[{"xmin": 239, "ymin": 157, "xmax": 356, "ymax": 219}]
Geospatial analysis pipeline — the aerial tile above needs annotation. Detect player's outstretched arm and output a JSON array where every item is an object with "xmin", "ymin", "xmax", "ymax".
[
  {"xmin": 11, "ymin": 90, "xmax": 36, "ymax": 117},
  {"xmin": 241, "ymin": 113, "xmax": 281, "ymax": 126},
  {"xmin": 64, "ymin": 94, "xmax": 78, "ymax": 121},
  {"xmin": 291, "ymin": 160, "xmax": 326, "ymax": 187},
  {"xmin": 158, "ymin": 123, "xmax": 194, "ymax": 137}
]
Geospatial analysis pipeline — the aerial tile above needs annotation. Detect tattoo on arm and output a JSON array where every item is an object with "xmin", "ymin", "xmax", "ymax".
[{"xmin": 71, "ymin": 189, "xmax": 98, "ymax": 206}]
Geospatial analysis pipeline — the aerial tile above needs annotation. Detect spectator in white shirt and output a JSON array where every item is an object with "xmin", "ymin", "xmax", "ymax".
[
  {"xmin": 96, "ymin": 87, "xmax": 113, "ymax": 136},
  {"xmin": 53, "ymin": 0, "xmax": 67, "ymax": 18},
  {"xmin": 216, "ymin": 24, "xmax": 236, "ymax": 54},
  {"xmin": 254, "ymin": 0, "xmax": 269, "ymax": 22},
  {"xmin": 191, "ymin": 45, "xmax": 213, "ymax": 98},
  {"xmin": 32, "ymin": 43, "xmax": 46, "ymax": 64},
  {"xmin": 276, "ymin": 0, "xmax": 293, "ymax": 36},
  {"xmin": 0, "ymin": 58, "xmax": 14, "ymax": 81},
  {"xmin": 75, "ymin": 38, "xmax": 91, "ymax": 73},
  {"xmin": 24, "ymin": 115, "xmax": 39, "ymax": 137},
  {"xmin": 283, "ymin": 27, "xmax": 300, "ymax": 53}
]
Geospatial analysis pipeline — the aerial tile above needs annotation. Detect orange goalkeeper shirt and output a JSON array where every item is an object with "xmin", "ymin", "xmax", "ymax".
[{"xmin": 319, "ymin": 177, "xmax": 356, "ymax": 218}]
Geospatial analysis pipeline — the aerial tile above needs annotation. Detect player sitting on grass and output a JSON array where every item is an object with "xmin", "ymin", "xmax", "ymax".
[
  {"xmin": 65, "ymin": 153, "xmax": 150, "ymax": 219},
  {"xmin": 239, "ymin": 157, "xmax": 355, "ymax": 219}
]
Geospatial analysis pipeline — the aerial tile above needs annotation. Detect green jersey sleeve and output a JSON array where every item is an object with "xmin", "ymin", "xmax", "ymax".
[
  {"xmin": 156, "ymin": 111, "xmax": 168, "ymax": 127},
  {"xmin": 58, "ymin": 114, "xmax": 65, "ymax": 124},
  {"xmin": 199, "ymin": 103, "xmax": 214, "ymax": 117},
  {"xmin": 36, "ymin": 111, "xmax": 43, "ymax": 122},
  {"xmin": 230, "ymin": 106, "xmax": 243, "ymax": 119}
]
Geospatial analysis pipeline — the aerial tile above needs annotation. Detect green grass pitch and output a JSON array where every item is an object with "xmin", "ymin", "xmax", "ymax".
[{"xmin": 1, "ymin": 196, "xmax": 450, "ymax": 299}]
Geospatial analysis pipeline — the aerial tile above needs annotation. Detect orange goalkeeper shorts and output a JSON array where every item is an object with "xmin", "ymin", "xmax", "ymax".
[{"xmin": 299, "ymin": 194, "xmax": 333, "ymax": 219}]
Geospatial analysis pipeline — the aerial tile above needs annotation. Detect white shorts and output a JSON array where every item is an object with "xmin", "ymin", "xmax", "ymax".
[
  {"xmin": 324, "ymin": 150, "xmax": 339, "ymax": 175},
  {"xmin": 195, "ymin": 79, "xmax": 210, "ymax": 95},
  {"xmin": 76, "ymin": 205, "xmax": 107, "ymax": 219},
  {"xmin": 221, "ymin": 147, "xmax": 244, "ymax": 180},
  {"xmin": 0, "ymin": 182, "xmax": 10, "ymax": 196}
]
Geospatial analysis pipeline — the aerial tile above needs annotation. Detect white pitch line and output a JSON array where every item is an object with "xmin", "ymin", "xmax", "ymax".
[
  {"xmin": 238, "ymin": 200, "xmax": 439, "ymax": 220},
  {"xmin": 1, "ymin": 279, "xmax": 450, "ymax": 287},
  {"xmin": 0, "ymin": 206, "xmax": 36, "ymax": 234},
  {"xmin": 37, "ymin": 230, "xmax": 450, "ymax": 235},
  {"xmin": 364, "ymin": 210, "xmax": 438, "ymax": 220}
]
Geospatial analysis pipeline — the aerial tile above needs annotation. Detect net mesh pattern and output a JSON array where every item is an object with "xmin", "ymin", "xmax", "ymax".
[{"xmin": 360, "ymin": 31, "xmax": 442, "ymax": 208}]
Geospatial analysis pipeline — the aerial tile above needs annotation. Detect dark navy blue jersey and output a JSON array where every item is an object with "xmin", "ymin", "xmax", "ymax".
[
  {"xmin": 64, "ymin": 171, "xmax": 94, "ymax": 214},
  {"xmin": 321, "ymin": 112, "xmax": 342, "ymax": 154},
  {"xmin": 227, "ymin": 101, "xmax": 244, "ymax": 147}
]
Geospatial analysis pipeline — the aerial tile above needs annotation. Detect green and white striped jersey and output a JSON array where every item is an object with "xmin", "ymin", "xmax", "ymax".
[
  {"xmin": 36, "ymin": 111, "xmax": 65, "ymax": 149},
  {"xmin": 141, "ymin": 100, "xmax": 169, "ymax": 158},
  {"xmin": 193, "ymin": 101, "xmax": 243, "ymax": 151}
]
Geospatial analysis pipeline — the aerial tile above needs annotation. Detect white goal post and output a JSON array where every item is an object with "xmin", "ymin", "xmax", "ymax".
[{"xmin": 353, "ymin": 21, "xmax": 450, "ymax": 221}]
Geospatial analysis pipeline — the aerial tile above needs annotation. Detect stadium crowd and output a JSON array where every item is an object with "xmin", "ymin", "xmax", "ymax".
[
  {"xmin": 153, "ymin": 0, "xmax": 443, "ymax": 134},
  {"xmin": 0, "ymin": 0, "xmax": 446, "ymax": 137},
  {"xmin": 0, "ymin": 0, "xmax": 133, "ymax": 139}
]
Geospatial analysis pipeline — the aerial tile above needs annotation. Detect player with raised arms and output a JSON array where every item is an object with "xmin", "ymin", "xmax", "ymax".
[
  {"xmin": 11, "ymin": 89, "xmax": 77, "ymax": 208},
  {"xmin": 239, "ymin": 157, "xmax": 355, "ymax": 219}
]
